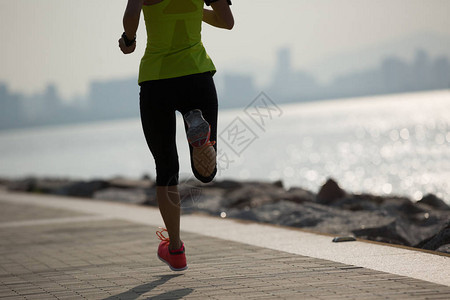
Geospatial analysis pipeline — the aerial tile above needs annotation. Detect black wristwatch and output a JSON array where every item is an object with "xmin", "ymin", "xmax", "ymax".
[
  {"xmin": 204, "ymin": 0, "xmax": 232, "ymax": 5},
  {"xmin": 122, "ymin": 32, "xmax": 136, "ymax": 47}
]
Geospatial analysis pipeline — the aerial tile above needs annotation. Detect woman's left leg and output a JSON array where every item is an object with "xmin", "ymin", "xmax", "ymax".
[
  {"xmin": 156, "ymin": 185, "xmax": 181, "ymax": 250},
  {"xmin": 140, "ymin": 80, "xmax": 183, "ymax": 250}
]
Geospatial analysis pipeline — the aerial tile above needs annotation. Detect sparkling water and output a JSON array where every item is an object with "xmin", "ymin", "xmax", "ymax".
[{"xmin": 1, "ymin": 90, "xmax": 449, "ymax": 203}]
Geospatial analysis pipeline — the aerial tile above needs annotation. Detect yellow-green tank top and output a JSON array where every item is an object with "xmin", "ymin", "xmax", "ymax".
[{"xmin": 138, "ymin": 0, "xmax": 216, "ymax": 83}]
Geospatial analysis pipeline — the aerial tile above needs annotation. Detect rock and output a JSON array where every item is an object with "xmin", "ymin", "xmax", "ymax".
[
  {"xmin": 93, "ymin": 188, "xmax": 150, "ymax": 204},
  {"xmin": 351, "ymin": 218, "xmax": 441, "ymax": 247},
  {"xmin": 7, "ymin": 177, "xmax": 112, "ymax": 198},
  {"xmin": 283, "ymin": 187, "xmax": 315, "ymax": 203},
  {"xmin": 181, "ymin": 190, "xmax": 224, "ymax": 214},
  {"xmin": 331, "ymin": 194, "xmax": 428, "ymax": 221},
  {"xmin": 7, "ymin": 177, "xmax": 37, "ymax": 192},
  {"xmin": 416, "ymin": 222, "xmax": 450, "ymax": 252},
  {"xmin": 380, "ymin": 197, "xmax": 427, "ymax": 217},
  {"xmin": 208, "ymin": 179, "xmax": 243, "ymax": 190},
  {"xmin": 435, "ymin": 244, "xmax": 450, "ymax": 254},
  {"xmin": 53, "ymin": 180, "xmax": 110, "ymax": 198},
  {"xmin": 284, "ymin": 202, "xmax": 394, "ymax": 236},
  {"xmin": 177, "ymin": 181, "xmax": 204, "ymax": 209},
  {"xmin": 331, "ymin": 194, "xmax": 382, "ymax": 211},
  {"xmin": 108, "ymin": 177, "xmax": 154, "ymax": 189},
  {"xmin": 142, "ymin": 192, "xmax": 158, "ymax": 207},
  {"xmin": 222, "ymin": 181, "xmax": 286, "ymax": 209},
  {"xmin": 0, "ymin": 177, "xmax": 10, "ymax": 188},
  {"xmin": 227, "ymin": 209, "xmax": 261, "ymax": 222},
  {"xmin": 352, "ymin": 220, "xmax": 414, "ymax": 246},
  {"xmin": 6, "ymin": 177, "xmax": 73, "ymax": 194},
  {"xmin": 141, "ymin": 174, "xmax": 152, "ymax": 181},
  {"xmin": 316, "ymin": 178, "xmax": 346, "ymax": 204},
  {"xmin": 417, "ymin": 194, "xmax": 450, "ymax": 211},
  {"xmin": 272, "ymin": 180, "xmax": 284, "ymax": 188}
]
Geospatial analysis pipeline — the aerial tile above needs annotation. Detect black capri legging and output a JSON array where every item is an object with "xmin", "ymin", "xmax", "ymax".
[{"xmin": 139, "ymin": 72, "xmax": 218, "ymax": 186}]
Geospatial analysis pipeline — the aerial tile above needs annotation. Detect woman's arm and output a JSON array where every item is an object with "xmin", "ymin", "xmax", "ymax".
[
  {"xmin": 203, "ymin": 0, "xmax": 234, "ymax": 30},
  {"xmin": 119, "ymin": 0, "xmax": 143, "ymax": 54},
  {"xmin": 123, "ymin": 0, "xmax": 143, "ymax": 40}
]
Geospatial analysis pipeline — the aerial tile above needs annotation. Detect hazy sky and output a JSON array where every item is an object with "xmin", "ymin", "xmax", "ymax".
[{"xmin": 1, "ymin": 0, "xmax": 450, "ymax": 100}]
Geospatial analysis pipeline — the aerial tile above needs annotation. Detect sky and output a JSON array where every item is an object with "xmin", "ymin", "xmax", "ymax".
[{"xmin": 1, "ymin": 0, "xmax": 450, "ymax": 100}]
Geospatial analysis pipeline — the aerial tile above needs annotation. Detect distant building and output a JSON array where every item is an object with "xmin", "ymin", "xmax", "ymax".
[
  {"xmin": 269, "ymin": 47, "xmax": 318, "ymax": 101},
  {"xmin": 87, "ymin": 78, "xmax": 139, "ymax": 120},
  {"xmin": 221, "ymin": 73, "xmax": 256, "ymax": 108},
  {"xmin": 0, "ymin": 83, "xmax": 21, "ymax": 129}
]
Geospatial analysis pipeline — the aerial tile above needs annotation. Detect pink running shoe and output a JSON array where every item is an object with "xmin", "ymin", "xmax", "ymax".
[
  {"xmin": 156, "ymin": 228, "xmax": 187, "ymax": 271},
  {"xmin": 184, "ymin": 109, "xmax": 213, "ymax": 148}
]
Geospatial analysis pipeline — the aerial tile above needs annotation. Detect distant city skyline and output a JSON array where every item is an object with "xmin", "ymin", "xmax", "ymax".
[
  {"xmin": 1, "ymin": 1, "xmax": 450, "ymax": 99},
  {"xmin": 220, "ymin": 47, "xmax": 450, "ymax": 107},
  {"xmin": 1, "ymin": 47, "xmax": 449, "ymax": 130}
]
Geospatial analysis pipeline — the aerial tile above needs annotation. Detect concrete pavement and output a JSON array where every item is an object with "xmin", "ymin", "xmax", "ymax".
[{"xmin": 0, "ymin": 190, "xmax": 449, "ymax": 299}]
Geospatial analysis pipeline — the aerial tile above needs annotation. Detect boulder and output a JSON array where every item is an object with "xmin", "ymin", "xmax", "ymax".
[
  {"xmin": 380, "ymin": 197, "xmax": 427, "ymax": 217},
  {"xmin": 222, "ymin": 181, "xmax": 286, "ymax": 209},
  {"xmin": 53, "ymin": 180, "xmax": 110, "ymax": 198},
  {"xmin": 7, "ymin": 177, "xmax": 73, "ymax": 194},
  {"xmin": 108, "ymin": 177, "xmax": 154, "ymax": 189},
  {"xmin": 208, "ymin": 179, "xmax": 243, "ymax": 190},
  {"xmin": 316, "ymin": 178, "xmax": 346, "ymax": 204},
  {"xmin": 352, "ymin": 218, "xmax": 441, "ymax": 247},
  {"xmin": 352, "ymin": 220, "xmax": 414, "ymax": 246},
  {"xmin": 330, "ymin": 194, "xmax": 382, "ymax": 211},
  {"xmin": 7, "ymin": 177, "xmax": 37, "ymax": 192},
  {"xmin": 416, "ymin": 222, "xmax": 450, "ymax": 252},
  {"xmin": 417, "ymin": 194, "xmax": 450, "ymax": 211},
  {"xmin": 283, "ymin": 187, "xmax": 315, "ymax": 203},
  {"xmin": 93, "ymin": 188, "xmax": 150, "ymax": 204}
]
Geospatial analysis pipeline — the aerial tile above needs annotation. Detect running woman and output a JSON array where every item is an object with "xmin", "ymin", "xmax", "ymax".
[{"xmin": 119, "ymin": 0, "xmax": 234, "ymax": 271}]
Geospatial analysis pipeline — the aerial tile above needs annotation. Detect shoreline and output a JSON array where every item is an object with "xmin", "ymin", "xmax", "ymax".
[{"xmin": 2, "ymin": 175, "xmax": 449, "ymax": 254}]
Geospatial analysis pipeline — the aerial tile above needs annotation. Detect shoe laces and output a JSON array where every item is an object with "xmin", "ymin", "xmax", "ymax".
[
  {"xmin": 156, "ymin": 227, "xmax": 169, "ymax": 242},
  {"xmin": 156, "ymin": 227, "xmax": 185, "ymax": 254},
  {"xmin": 205, "ymin": 140, "xmax": 216, "ymax": 147}
]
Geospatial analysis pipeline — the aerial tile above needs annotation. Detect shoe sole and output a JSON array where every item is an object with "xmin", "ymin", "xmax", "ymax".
[{"xmin": 157, "ymin": 254, "xmax": 188, "ymax": 272}]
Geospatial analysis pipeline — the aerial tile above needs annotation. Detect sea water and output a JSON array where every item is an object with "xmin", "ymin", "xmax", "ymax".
[{"xmin": 0, "ymin": 90, "xmax": 449, "ymax": 203}]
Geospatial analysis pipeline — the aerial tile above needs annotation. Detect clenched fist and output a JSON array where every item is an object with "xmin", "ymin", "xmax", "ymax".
[{"xmin": 118, "ymin": 37, "xmax": 136, "ymax": 54}]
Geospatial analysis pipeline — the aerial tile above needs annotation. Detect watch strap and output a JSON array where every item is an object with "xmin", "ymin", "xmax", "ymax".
[
  {"xmin": 122, "ymin": 32, "xmax": 136, "ymax": 47},
  {"xmin": 204, "ymin": 0, "xmax": 232, "ymax": 6}
]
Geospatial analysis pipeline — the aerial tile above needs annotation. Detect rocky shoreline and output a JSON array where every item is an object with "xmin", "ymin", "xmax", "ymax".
[{"xmin": 2, "ymin": 176, "xmax": 449, "ymax": 254}]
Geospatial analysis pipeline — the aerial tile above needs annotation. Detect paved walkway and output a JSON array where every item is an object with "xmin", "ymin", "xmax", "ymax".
[{"xmin": 0, "ymin": 190, "xmax": 449, "ymax": 299}]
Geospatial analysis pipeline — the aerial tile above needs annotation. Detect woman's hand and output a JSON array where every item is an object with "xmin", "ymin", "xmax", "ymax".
[{"xmin": 118, "ymin": 36, "xmax": 136, "ymax": 54}]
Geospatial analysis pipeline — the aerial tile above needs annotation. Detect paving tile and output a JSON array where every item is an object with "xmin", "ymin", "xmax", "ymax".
[
  {"xmin": 0, "ymin": 199, "xmax": 449, "ymax": 299},
  {"xmin": 0, "ymin": 201, "xmax": 89, "ymax": 223}
]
